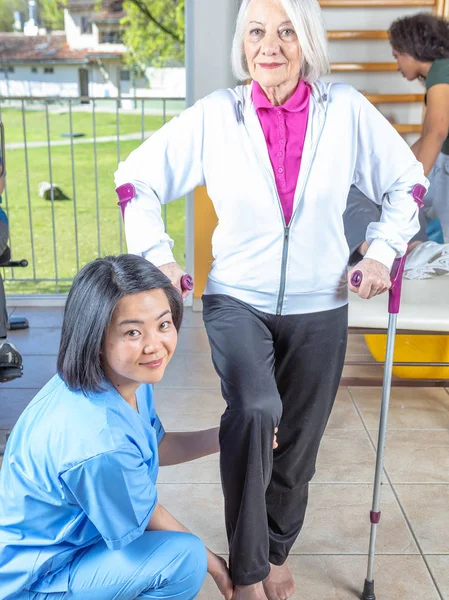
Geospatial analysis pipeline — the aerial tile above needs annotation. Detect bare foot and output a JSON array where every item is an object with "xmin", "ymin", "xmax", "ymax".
[
  {"xmin": 263, "ymin": 563, "xmax": 295, "ymax": 600},
  {"xmin": 232, "ymin": 582, "xmax": 267, "ymax": 600}
]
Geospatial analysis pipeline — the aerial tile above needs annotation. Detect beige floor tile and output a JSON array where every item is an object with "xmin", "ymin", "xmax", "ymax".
[
  {"xmin": 315, "ymin": 430, "xmax": 376, "ymax": 483},
  {"xmin": 158, "ymin": 454, "xmax": 220, "ymax": 484},
  {"xmin": 198, "ymin": 555, "xmax": 439, "ymax": 600},
  {"xmin": 372, "ymin": 430, "xmax": 449, "ymax": 483},
  {"xmin": 0, "ymin": 355, "xmax": 57, "ymax": 390},
  {"xmin": 395, "ymin": 485, "xmax": 449, "ymax": 554},
  {"xmin": 327, "ymin": 388, "xmax": 364, "ymax": 430},
  {"xmin": 426, "ymin": 555, "xmax": 449, "ymax": 600},
  {"xmin": 153, "ymin": 388, "xmax": 224, "ymax": 430},
  {"xmin": 180, "ymin": 309, "xmax": 206, "ymax": 329},
  {"xmin": 158, "ymin": 353, "xmax": 220, "ymax": 388},
  {"xmin": 176, "ymin": 327, "xmax": 211, "ymax": 354},
  {"xmin": 346, "ymin": 334, "xmax": 373, "ymax": 358},
  {"xmin": 351, "ymin": 387, "xmax": 449, "ymax": 430},
  {"xmin": 7, "ymin": 327, "xmax": 61, "ymax": 356},
  {"xmin": 158, "ymin": 483, "xmax": 227, "ymax": 553},
  {"xmin": 295, "ymin": 484, "xmax": 418, "ymax": 555}
]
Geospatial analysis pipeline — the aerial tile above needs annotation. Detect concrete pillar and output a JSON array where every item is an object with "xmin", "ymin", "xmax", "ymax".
[{"xmin": 185, "ymin": 0, "xmax": 240, "ymax": 305}]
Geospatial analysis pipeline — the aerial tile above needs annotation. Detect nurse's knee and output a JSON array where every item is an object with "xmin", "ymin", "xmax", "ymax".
[
  {"xmin": 172, "ymin": 532, "xmax": 207, "ymax": 587},
  {"xmin": 180, "ymin": 533, "xmax": 207, "ymax": 593}
]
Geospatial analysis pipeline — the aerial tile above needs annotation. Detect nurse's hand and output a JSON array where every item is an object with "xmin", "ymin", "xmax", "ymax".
[
  {"xmin": 273, "ymin": 427, "xmax": 278, "ymax": 449},
  {"xmin": 158, "ymin": 261, "xmax": 191, "ymax": 300},
  {"xmin": 348, "ymin": 258, "xmax": 391, "ymax": 300},
  {"xmin": 208, "ymin": 550, "xmax": 233, "ymax": 599}
]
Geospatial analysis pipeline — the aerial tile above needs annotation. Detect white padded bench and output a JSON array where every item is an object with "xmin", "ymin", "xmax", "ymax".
[{"xmin": 349, "ymin": 276, "xmax": 449, "ymax": 333}]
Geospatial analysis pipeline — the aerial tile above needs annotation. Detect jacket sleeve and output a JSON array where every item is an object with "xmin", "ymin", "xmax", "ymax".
[
  {"xmin": 352, "ymin": 90, "xmax": 428, "ymax": 269},
  {"xmin": 114, "ymin": 99, "xmax": 206, "ymax": 266}
]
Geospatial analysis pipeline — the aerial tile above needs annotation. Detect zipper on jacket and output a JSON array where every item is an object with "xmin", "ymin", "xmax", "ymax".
[
  {"xmin": 274, "ymin": 108, "xmax": 327, "ymax": 315},
  {"xmin": 276, "ymin": 227, "xmax": 290, "ymax": 315},
  {"xmin": 241, "ymin": 85, "xmax": 330, "ymax": 315}
]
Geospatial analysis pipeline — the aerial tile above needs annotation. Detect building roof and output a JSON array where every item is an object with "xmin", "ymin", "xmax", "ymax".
[{"xmin": 0, "ymin": 33, "xmax": 123, "ymax": 64}]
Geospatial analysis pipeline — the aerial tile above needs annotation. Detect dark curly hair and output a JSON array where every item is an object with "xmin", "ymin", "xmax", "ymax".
[{"xmin": 389, "ymin": 14, "xmax": 449, "ymax": 62}]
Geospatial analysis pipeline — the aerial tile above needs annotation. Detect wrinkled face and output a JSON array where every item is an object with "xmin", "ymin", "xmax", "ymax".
[
  {"xmin": 392, "ymin": 49, "xmax": 420, "ymax": 81},
  {"xmin": 244, "ymin": 0, "xmax": 302, "ymax": 90},
  {"xmin": 103, "ymin": 289, "xmax": 177, "ymax": 389}
]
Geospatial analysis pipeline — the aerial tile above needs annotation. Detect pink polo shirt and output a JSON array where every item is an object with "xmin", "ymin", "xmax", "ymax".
[{"xmin": 252, "ymin": 80, "xmax": 311, "ymax": 225}]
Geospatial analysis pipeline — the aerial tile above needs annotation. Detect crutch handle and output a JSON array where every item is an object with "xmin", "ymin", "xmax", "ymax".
[
  {"xmin": 350, "ymin": 270, "xmax": 363, "ymax": 287},
  {"xmin": 180, "ymin": 274, "xmax": 194, "ymax": 292},
  {"xmin": 349, "ymin": 254, "xmax": 406, "ymax": 315},
  {"xmin": 388, "ymin": 254, "xmax": 407, "ymax": 314}
]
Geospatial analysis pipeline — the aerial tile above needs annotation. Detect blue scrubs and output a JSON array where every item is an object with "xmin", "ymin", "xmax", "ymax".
[{"xmin": 0, "ymin": 376, "xmax": 207, "ymax": 599}]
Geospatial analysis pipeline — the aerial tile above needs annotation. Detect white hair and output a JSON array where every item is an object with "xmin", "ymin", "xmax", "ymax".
[{"xmin": 231, "ymin": 0, "xmax": 330, "ymax": 83}]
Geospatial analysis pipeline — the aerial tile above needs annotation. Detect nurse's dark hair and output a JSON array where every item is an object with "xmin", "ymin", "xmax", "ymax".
[
  {"xmin": 57, "ymin": 254, "xmax": 183, "ymax": 394},
  {"xmin": 389, "ymin": 14, "xmax": 449, "ymax": 61}
]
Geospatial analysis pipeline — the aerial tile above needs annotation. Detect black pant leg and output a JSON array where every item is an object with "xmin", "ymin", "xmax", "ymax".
[
  {"xmin": 202, "ymin": 294, "xmax": 282, "ymax": 586},
  {"xmin": 266, "ymin": 305, "xmax": 348, "ymax": 565}
]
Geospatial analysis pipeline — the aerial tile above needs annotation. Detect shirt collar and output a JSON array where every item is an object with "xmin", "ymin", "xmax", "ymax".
[{"xmin": 251, "ymin": 79, "xmax": 310, "ymax": 113}]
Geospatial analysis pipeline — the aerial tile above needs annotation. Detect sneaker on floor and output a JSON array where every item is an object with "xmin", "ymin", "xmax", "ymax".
[
  {"xmin": 404, "ymin": 241, "xmax": 449, "ymax": 280},
  {"xmin": 0, "ymin": 339, "xmax": 23, "ymax": 382}
]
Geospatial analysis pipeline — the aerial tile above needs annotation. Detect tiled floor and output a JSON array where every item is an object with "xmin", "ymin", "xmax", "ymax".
[{"xmin": 1, "ymin": 306, "xmax": 449, "ymax": 599}]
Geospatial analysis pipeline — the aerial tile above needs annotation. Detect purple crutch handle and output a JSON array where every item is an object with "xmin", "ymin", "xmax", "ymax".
[
  {"xmin": 181, "ymin": 274, "xmax": 194, "ymax": 292},
  {"xmin": 350, "ymin": 270, "xmax": 363, "ymax": 287},
  {"xmin": 116, "ymin": 183, "xmax": 136, "ymax": 219},
  {"xmin": 350, "ymin": 257, "xmax": 405, "ymax": 315},
  {"xmin": 387, "ymin": 254, "xmax": 407, "ymax": 314}
]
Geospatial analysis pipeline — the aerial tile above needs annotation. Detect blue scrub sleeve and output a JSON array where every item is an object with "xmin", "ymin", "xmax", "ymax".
[{"xmin": 60, "ymin": 445, "xmax": 158, "ymax": 550}]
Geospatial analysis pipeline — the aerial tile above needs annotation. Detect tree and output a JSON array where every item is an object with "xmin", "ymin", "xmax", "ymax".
[
  {"xmin": 39, "ymin": 0, "xmax": 66, "ymax": 31},
  {"xmin": 0, "ymin": 0, "xmax": 28, "ymax": 32},
  {"xmin": 0, "ymin": 0, "xmax": 64, "ymax": 33},
  {"xmin": 121, "ymin": 0, "xmax": 184, "ymax": 70}
]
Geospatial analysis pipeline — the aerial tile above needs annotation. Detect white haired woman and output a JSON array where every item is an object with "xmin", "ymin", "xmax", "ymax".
[{"xmin": 115, "ymin": 0, "xmax": 427, "ymax": 598}]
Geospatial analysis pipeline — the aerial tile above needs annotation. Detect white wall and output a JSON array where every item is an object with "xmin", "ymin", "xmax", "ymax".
[
  {"xmin": 0, "ymin": 62, "xmax": 124, "ymax": 98},
  {"xmin": 322, "ymin": 4, "xmax": 433, "ymax": 132},
  {"xmin": 64, "ymin": 8, "xmax": 97, "ymax": 49},
  {"xmin": 185, "ymin": 0, "xmax": 240, "ymax": 104},
  {"xmin": 64, "ymin": 8, "xmax": 126, "ymax": 52},
  {"xmin": 0, "ymin": 64, "xmax": 79, "ymax": 96}
]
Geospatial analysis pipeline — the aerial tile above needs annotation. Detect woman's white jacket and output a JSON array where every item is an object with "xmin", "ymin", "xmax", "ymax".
[{"xmin": 115, "ymin": 80, "xmax": 427, "ymax": 315}]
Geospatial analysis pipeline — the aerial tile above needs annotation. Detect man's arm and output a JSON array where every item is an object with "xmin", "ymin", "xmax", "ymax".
[{"xmin": 411, "ymin": 84, "xmax": 449, "ymax": 175}]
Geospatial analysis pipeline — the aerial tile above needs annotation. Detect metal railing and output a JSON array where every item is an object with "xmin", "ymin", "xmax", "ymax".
[{"xmin": 0, "ymin": 95, "xmax": 186, "ymax": 294}]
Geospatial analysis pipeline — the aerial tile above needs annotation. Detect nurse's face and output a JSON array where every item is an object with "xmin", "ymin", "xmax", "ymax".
[{"xmin": 103, "ymin": 289, "xmax": 178, "ymax": 392}]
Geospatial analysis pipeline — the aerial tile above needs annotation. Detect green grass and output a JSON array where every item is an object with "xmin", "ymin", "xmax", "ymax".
[
  {"xmin": 0, "ymin": 105, "xmax": 177, "ymax": 144},
  {"xmin": 3, "ymin": 138, "xmax": 186, "ymax": 294}
]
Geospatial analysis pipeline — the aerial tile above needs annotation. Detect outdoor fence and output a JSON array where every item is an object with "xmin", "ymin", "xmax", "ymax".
[{"xmin": 0, "ymin": 95, "xmax": 186, "ymax": 294}]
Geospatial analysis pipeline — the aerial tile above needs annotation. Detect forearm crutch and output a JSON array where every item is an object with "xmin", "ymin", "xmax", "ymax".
[{"xmin": 351, "ymin": 183, "xmax": 426, "ymax": 600}]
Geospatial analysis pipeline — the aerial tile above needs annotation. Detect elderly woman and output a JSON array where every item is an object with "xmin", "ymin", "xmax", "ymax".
[{"xmin": 115, "ymin": 0, "xmax": 427, "ymax": 598}]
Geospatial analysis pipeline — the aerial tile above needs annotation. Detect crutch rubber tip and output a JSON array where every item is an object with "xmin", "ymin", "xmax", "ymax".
[{"xmin": 361, "ymin": 579, "xmax": 375, "ymax": 600}]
